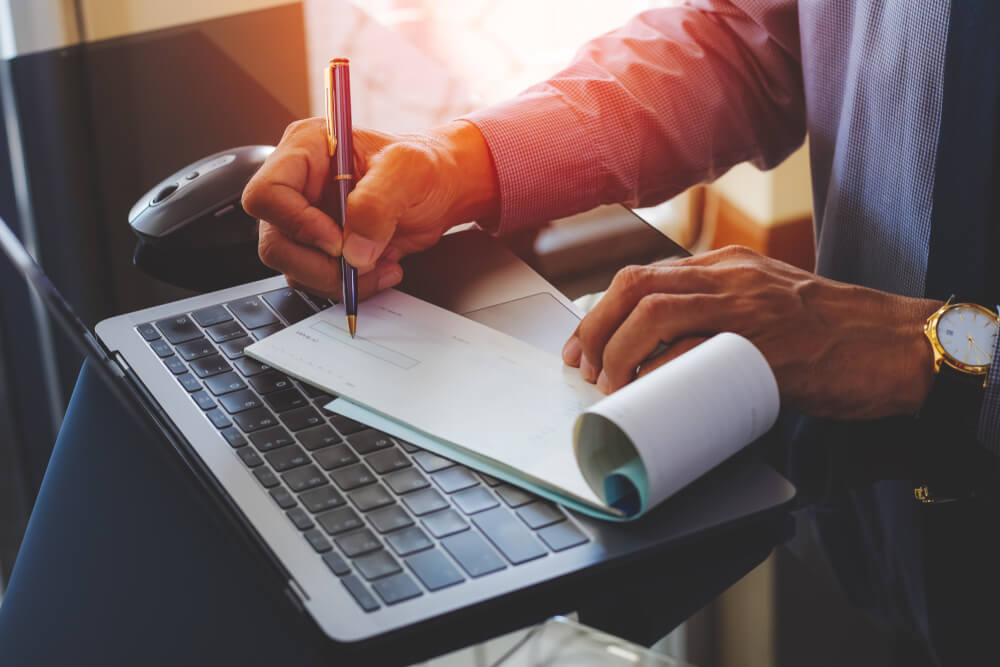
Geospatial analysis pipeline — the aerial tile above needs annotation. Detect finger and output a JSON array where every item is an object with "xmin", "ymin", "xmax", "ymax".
[
  {"xmin": 599, "ymin": 293, "xmax": 726, "ymax": 391},
  {"xmin": 259, "ymin": 222, "xmax": 342, "ymax": 294},
  {"xmin": 341, "ymin": 143, "xmax": 432, "ymax": 268},
  {"xmin": 576, "ymin": 265, "xmax": 719, "ymax": 375},
  {"xmin": 282, "ymin": 252, "xmax": 402, "ymax": 303},
  {"xmin": 242, "ymin": 118, "xmax": 342, "ymax": 256},
  {"xmin": 562, "ymin": 334, "xmax": 582, "ymax": 367}
]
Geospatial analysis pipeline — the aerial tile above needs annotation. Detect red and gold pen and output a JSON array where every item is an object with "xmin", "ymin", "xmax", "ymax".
[{"xmin": 325, "ymin": 57, "xmax": 359, "ymax": 337}]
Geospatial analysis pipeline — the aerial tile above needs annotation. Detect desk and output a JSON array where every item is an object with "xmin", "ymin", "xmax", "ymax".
[{"xmin": 0, "ymin": 361, "xmax": 791, "ymax": 666}]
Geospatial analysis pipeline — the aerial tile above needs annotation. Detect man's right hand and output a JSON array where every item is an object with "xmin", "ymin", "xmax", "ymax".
[{"xmin": 242, "ymin": 118, "xmax": 499, "ymax": 300}]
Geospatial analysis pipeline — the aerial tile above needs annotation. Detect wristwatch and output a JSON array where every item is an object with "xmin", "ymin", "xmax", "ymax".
[{"xmin": 921, "ymin": 299, "xmax": 1000, "ymax": 428}]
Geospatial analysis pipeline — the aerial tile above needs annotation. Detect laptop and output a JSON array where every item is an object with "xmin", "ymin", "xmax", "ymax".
[{"xmin": 0, "ymin": 205, "xmax": 795, "ymax": 646}]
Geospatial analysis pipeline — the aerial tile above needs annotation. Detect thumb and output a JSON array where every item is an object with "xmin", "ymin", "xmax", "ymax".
[{"xmin": 341, "ymin": 150, "xmax": 410, "ymax": 269}]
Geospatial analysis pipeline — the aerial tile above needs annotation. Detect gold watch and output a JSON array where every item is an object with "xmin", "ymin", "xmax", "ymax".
[{"xmin": 923, "ymin": 299, "xmax": 1000, "ymax": 387}]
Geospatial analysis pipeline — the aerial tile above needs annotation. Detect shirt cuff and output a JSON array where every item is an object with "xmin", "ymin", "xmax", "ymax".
[
  {"xmin": 461, "ymin": 90, "xmax": 603, "ymax": 236},
  {"xmin": 976, "ymin": 306, "xmax": 1000, "ymax": 454}
]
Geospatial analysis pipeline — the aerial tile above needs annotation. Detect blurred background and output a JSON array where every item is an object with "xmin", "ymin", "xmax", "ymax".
[{"xmin": 0, "ymin": 2, "xmax": 855, "ymax": 666}]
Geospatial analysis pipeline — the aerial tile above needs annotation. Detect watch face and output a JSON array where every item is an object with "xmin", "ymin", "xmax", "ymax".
[{"xmin": 936, "ymin": 304, "xmax": 1000, "ymax": 368}]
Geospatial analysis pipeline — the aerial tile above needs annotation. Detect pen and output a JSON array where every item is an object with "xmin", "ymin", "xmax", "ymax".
[{"xmin": 325, "ymin": 57, "xmax": 359, "ymax": 337}]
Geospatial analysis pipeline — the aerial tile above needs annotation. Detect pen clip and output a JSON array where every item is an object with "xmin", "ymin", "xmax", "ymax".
[{"xmin": 324, "ymin": 67, "xmax": 337, "ymax": 157}]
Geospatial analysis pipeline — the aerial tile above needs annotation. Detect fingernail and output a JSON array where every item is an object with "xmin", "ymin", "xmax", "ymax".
[
  {"xmin": 344, "ymin": 235, "xmax": 379, "ymax": 267},
  {"xmin": 318, "ymin": 241, "xmax": 341, "ymax": 258},
  {"xmin": 596, "ymin": 370, "xmax": 611, "ymax": 394},
  {"xmin": 378, "ymin": 266, "xmax": 403, "ymax": 290},
  {"xmin": 580, "ymin": 354, "xmax": 599, "ymax": 383},
  {"xmin": 562, "ymin": 336, "xmax": 582, "ymax": 366}
]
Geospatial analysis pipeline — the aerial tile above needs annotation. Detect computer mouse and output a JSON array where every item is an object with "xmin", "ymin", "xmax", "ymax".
[{"xmin": 129, "ymin": 145, "xmax": 278, "ymax": 292}]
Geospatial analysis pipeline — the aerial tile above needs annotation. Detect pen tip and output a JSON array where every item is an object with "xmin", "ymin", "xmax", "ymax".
[{"xmin": 347, "ymin": 315, "xmax": 357, "ymax": 338}]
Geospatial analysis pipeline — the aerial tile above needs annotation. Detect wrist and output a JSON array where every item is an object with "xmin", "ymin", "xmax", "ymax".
[
  {"xmin": 901, "ymin": 298, "xmax": 946, "ymax": 414},
  {"xmin": 428, "ymin": 120, "xmax": 500, "ymax": 228}
]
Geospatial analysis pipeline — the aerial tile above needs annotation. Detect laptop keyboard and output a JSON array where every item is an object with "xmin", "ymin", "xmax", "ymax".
[{"xmin": 136, "ymin": 286, "xmax": 588, "ymax": 612}]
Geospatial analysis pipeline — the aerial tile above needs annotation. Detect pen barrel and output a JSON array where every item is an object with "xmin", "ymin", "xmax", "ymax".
[
  {"xmin": 331, "ymin": 62, "xmax": 354, "ymax": 179},
  {"xmin": 337, "ymin": 178, "xmax": 358, "ymax": 316}
]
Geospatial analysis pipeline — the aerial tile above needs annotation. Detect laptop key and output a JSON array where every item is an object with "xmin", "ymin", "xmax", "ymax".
[
  {"xmin": 413, "ymin": 451, "xmax": 455, "ymax": 473},
  {"xmin": 262, "ymin": 287, "xmax": 316, "ymax": 324},
  {"xmin": 317, "ymin": 507, "xmax": 363, "ymax": 535},
  {"xmin": 406, "ymin": 549, "xmax": 464, "ymax": 591},
  {"xmin": 206, "ymin": 320, "xmax": 247, "ymax": 343},
  {"xmin": 155, "ymin": 315, "xmax": 201, "ymax": 344},
  {"xmin": 327, "ymin": 413, "xmax": 367, "ymax": 435},
  {"xmin": 441, "ymin": 531, "xmax": 506, "ymax": 577},
  {"xmin": 299, "ymin": 425, "xmax": 341, "ymax": 451},
  {"xmin": 384, "ymin": 468, "xmax": 430, "ymax": 495},
  {"xmin": 313, "ymin": 444, "xmax": 358, "ymax": 471},
  {"xmin": 300, "ymin": 485, "xmax": 345, "ymax": 513},
  {"xmin": 473, "ymin": 507, "xmax": 547, "ymax": 565},
  {"xmin": 421, "ymin": 508, "xmax": 469, "ymax": 538},
  {"xmin": 253, "ymin": 467, "xmax": 280, "ymax": 489},
  {"xmin": 282, "ymin": 464, "xmax": 326, "ymax": 492},
  {"xmin": 479, "ymin": 473, "xmax": 502, "ymax": 487},
  {"xmin": 264, "ymin": 387, "xmax": 308, "ymax": 413},
  {"xmin": 398, "ymin": 439, "xmax": 420, "ymax": 454},
  {"xmin": 401, "ymin": 488, "xmax": 449, "ymax": 516},
  {"xmin": 218, "ymin": 389, "xmax": 262, "ymax": 414},
  {"xmin": 177, "ymin": 372, "xmax": 201, "ymax": 392},
  {"xmin": 175, "ymin": 337, "xmax": 214, "ymax": 361},
  {"xmin": 355, "ymin": 551, "xmax": 402, "ymax": 581},
  {"xmin": 191, "ymin": 390, "xmax": 216, "ymax": 411},
  {"xmin": 270, "ymin": 486, "xmax": 298, "ymax": 510},
  {"xmin": 220, "ymin": 427, "xmax": 247, "ymax": 448},
  {"xmin": 219, "ymin": 336, "xmax": 254, "ymax": 360},
  {"xmin": 150, "ymin": 339, "xmax": 173, "ymax": 358},
  {"xmin": 233, "ymin": 356, "xmax": 270, "ymax": 377},
  {"xmin": 301, "ymin": 383, "xmax": 330, "ymax": 399},
  {"xmin": 136, "ymin": 323, "xmax": 160, "ymax": 341},
  {"xmin": 336, "ymin": 528, "xmax": 382, "ymax": 558},
  {"xmin": 281, "ymin": 403, "xmax": 325, "ymax": 430},
  {"xmin": 233, "ymin": 407, "xmax": 279, "ymax": 433},
  {"xmin": 366, "ymin": 448, "xmax": 410, "ymax": 474},
  {"xmin": 264, "ymin": 444, "xmax": 310, "ymax": 472},
  {"xmin": 249, "ymin": 370, "xmax": 292, "ymax": 395},
  {"xmin": 227, "ymin": 296, "xmax": 278, "ymax": 330},
  {"xmin": 372, "ymin": 572, "xmax": 422, "ymax": 605},
  {"xmin": 249, "ymin": 426, "xmax": 294, "ymax": 452},
  {"xmin": 347, "ymin": 430, "xmax": 395, "ymax": 456},
  {"xmin": 349, "ymin": 483, "xmax": 394, "ymax": 512},
  {"xmin": 205, "ymin": 409, "xmax": 232, "ymax": 429},
  {"xmin": 452, "ymin": 487, "xmax": 500, "ymax": 515},
  {"xmin": 286, "ymin": 507, "xmax": 314, "ymax": 531},
  {"xmin": 368, "ymin": 505, "xmax": 414, "ymax": 534},
  {"xmin": 163, "ymin": 356, "xmax": 187, "ymax": 375},
  {"xmin": 495, "ymin": 485, "xmax": 535, "ymax": 508},
  {"xmin": 304, "ymin": 529, "xmax": 332, "ymax": 553},
  {"xmin": 432, "ymin": 467, "xmax": 479, "ymax": 494},
  {"xmin": 252, "ymin": 323, "xmax": 284, "ymax": 340},
  {"xmin": 331, "ymin": 463, "xmax": 376, "ymax": 491},
  {"xmin": 204, "ymin": 372, "xmax": 247, "ymax": 396},
  {"xmin": 538, "ymin": 521, "xmax": 589, "ymax": 552},
  {"xmin": 237, "ymin": 447, "xmax": 264, "ymax": 468},
  {"xmin": 322, "ymin": 550, "xmax": 351, "ymax": 577},
  {"xmin": 342, "ymin": 575, "xmax": 380, "ymax": 612},
  {"xmin": 191, "ymin": 305, "xmax": 232, "ymax": 328},
  {"xmin": 517, "ymin": 502, "xmax": 566, "ymax": 530},
  {"xmin": 386, "ymin": 526, "xmax": 433, "ymax": 557},
  {"xmin": 189, "ymin": 354, "xmax": 231, "ymax": 378}
]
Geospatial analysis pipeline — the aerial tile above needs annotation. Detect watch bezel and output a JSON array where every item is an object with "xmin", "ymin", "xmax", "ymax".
[{"xmin": 924, "ymin": 301, "xmax": 999, "ymax": 376}]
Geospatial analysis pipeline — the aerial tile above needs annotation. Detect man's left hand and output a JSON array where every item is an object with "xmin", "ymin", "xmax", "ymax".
[{"xmin": 562, "ymin": 246, "xmax": 943, "ymax": 420}]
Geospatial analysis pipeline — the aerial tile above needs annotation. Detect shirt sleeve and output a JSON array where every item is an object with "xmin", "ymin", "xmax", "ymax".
[
  {"xmin": 977, "ymin": 312, "xmax": 1000, "ymax": 454},
  {"xmin": 461, "ymin": 0, "xmax": 806, "ymax": 235}
]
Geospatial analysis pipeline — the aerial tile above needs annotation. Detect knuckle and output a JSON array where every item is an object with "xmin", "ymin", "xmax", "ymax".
[
  {"xmin": 635, "ymin": 293, "xmax": 669, "ymax": 321},
  {"xmin": 612, "ymin": 264, "xmax": 646, "ymax": 298}
]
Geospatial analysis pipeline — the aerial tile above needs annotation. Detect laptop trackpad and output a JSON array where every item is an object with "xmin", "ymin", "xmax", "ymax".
[{"xmin": 462, "ymin": 293, "xmax": 580, "ymax": 358}]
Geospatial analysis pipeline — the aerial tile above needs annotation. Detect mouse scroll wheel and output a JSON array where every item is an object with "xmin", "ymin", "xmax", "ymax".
[{"xmin": 152, "ymin": 184, "xmax": 178, "ymax": 204}]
